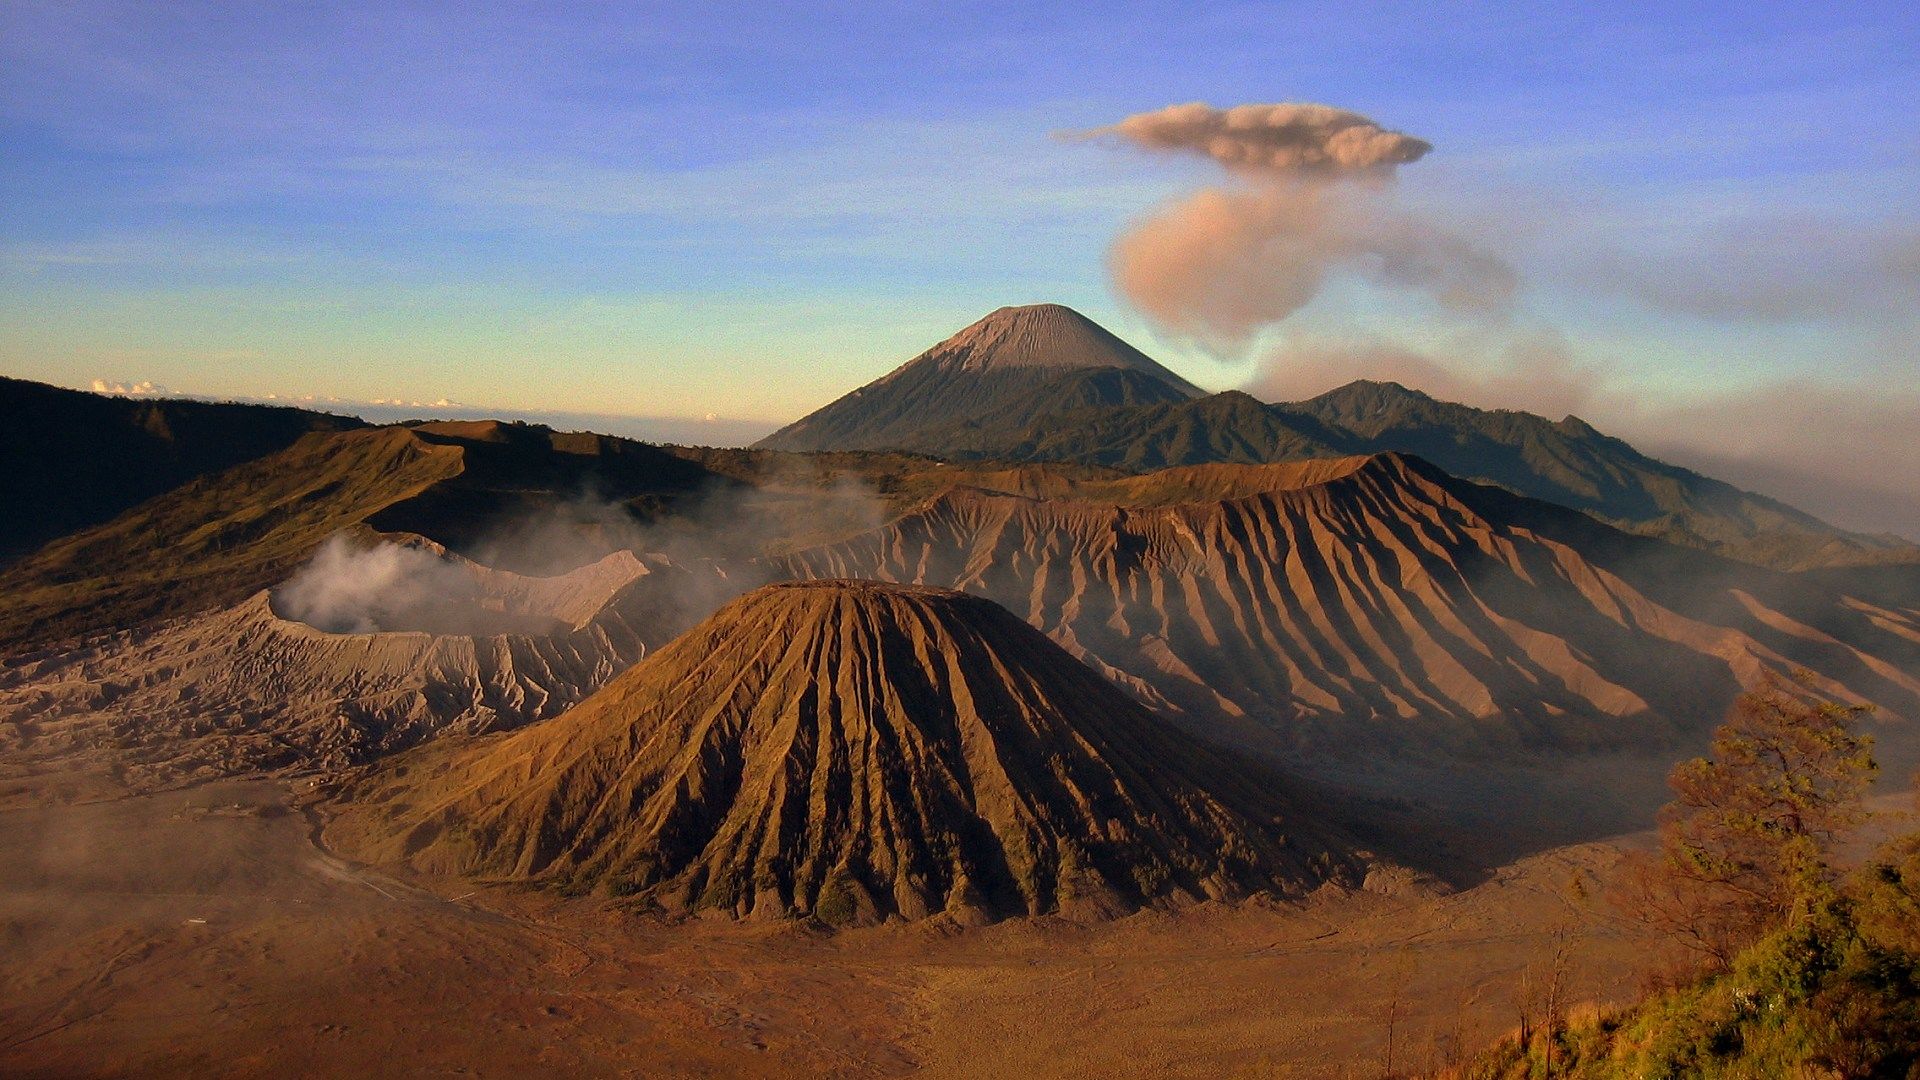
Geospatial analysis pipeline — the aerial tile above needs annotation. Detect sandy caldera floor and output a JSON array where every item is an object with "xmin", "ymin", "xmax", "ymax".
[{"xmin": 0, "ymin": 776, "xmax": 1660, "ymax": 1079}]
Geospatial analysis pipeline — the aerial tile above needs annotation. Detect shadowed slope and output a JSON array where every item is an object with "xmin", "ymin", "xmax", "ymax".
[
  {"xmin": 779, "ymin": 454, "xmax": 1920, "ymax": 755},
  {"xmin": 326, "ymin": 581, "xmax": 1361, "ymax": 923},
  {"xmin": 755, "ymin": 304, "xmax": 1203, "ymax": 454},
  {"xmin": 0, "ymin": 376, "xmax": 366, "ymax": 565}
]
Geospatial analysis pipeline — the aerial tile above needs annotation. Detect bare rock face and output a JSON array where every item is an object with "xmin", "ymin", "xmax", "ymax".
[
  {"xmin": 0, "ymin": 551, "xmax": 712, "ymax": 788},
  {"xmin": 9, "ymin": 449, "xmax": 1916, "ymax": 792},
  {"xmin": 325, "ymin": 580, "xmax": 1362, "ymax": 924},
  {"xmin": 778, "ymin": 454, "xmax": 1920, "ymax": 754}
]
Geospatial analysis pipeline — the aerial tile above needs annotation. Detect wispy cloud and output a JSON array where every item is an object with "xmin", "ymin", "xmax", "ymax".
[
  {"xmin": 89, "ymin": 377, "xmax": 171, "ymax": 396},
  {"xmin": 1565, "ymin": 213, "xmax": 1920, "ymax": 323}
]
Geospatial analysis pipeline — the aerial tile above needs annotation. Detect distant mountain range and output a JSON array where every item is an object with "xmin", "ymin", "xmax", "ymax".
[
  {"xmin": 755, "ymin": 305, "xmax": 1918, "ymax": 571},
  {"xmin": 12, "ymin": 304, "xmax": 1909, "ymax": 575}
]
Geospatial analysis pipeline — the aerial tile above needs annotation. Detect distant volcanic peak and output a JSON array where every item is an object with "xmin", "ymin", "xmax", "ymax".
[
  {"xmin": 327, "ymin": 577, "xmax": 1353, "ymax": 924},
  {"xmin": 912, "ymin": 303, "xmax": 1203, "ymax": 392},
  {"xmin": 753, "ymin": 304, "xmax": 1204, "ymax": 453}
]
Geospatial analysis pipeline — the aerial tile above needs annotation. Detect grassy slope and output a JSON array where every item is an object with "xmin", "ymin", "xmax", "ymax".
[{"xmin": 0, "ymin": 427, "xmax": 463, "ymax": 653}]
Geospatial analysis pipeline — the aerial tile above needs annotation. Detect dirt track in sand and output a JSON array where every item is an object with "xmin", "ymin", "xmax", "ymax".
[{"xmin": 0, "ymin": 774, "xmax": 1662, "ymax": 1079}]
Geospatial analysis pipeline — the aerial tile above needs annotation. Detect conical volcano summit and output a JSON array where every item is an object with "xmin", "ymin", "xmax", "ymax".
[
  {"xmin": 755, "ymin": 303, "xmax": 1204, "ymax": 454},
  {"xmin": 324, "ymin": 579, "xmax": 1364, "ymax": 924}
]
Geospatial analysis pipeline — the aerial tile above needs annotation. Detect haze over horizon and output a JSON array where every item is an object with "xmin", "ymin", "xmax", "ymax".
[{"xmin": 2, "ymin": 2, "xmax": 1916, "ymax": 535}]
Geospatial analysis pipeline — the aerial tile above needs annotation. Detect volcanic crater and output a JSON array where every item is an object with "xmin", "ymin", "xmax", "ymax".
[{"xmin": 0, "ymin": 547, "xmax": 707, "ymax": 789}]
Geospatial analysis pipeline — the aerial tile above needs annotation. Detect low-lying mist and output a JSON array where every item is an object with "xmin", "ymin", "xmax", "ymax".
[{"xmin": 274, "ymin": 467, "xmax": 892, "ymax": 638}]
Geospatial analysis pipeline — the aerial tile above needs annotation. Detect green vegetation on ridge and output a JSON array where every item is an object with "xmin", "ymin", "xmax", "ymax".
[{"xmin": 1445, "ymin": 677, "xmax": 1920, "ymax": 1078}]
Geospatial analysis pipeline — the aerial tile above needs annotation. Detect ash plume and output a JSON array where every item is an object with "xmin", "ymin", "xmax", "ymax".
[
  {"xmin": 1081, "ymin": 102, "xmax": 1431, "ymax": 177},
  {"xmin": 1084, "ymin": 102, "xmax": 1514, "ymax": 354}
]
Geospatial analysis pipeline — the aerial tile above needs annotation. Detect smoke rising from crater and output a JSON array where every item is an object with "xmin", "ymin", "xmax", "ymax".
[
  {"xmin": 1086, "ymin": 102, "xmax": 1515, "ymax": 354},
  {"xmin": 276, "ymin": 536, "xmax": 488, "ymax": 634},
  {"xmin": 275, "ymin": 468, "xmax": 892, "ymax": 638}
]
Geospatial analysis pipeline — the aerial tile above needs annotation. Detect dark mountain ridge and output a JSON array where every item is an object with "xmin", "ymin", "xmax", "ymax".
[
  {"xmin": 986, "ymin": 379, "xmax": 1917, "ymax": 571},
  {"xmin": 0, "ymin": 376, "xmax": 366, "ymax": 564}
]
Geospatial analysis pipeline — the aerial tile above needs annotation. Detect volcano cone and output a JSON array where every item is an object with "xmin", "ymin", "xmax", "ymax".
[{"xmin": 325, "ymin": 580, "xmax": 1358, "ymax": 923}]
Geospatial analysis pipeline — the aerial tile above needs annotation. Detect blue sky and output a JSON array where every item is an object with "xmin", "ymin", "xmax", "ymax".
[{"xmin": 2, "ymin": 2, "xmax": 1917, "ymax": 530}]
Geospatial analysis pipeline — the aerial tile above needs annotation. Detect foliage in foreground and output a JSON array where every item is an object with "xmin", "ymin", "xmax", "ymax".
[
  {"xmin": 1446, "ymin": 838, "xmax": 1920, "ymax": 1078},
  {"xmin": 1441, "ymin": 675, "xmax": 1918, "ymax": 1079}
]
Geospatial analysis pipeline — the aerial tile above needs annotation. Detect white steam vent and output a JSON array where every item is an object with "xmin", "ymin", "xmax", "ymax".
[{"xmin": 271, "ymin": 536, "xmax": 645, "ymax": 636}]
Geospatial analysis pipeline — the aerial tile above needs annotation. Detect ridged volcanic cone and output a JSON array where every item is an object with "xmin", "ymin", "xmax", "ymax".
[{"xmin": 324, "ymin": 580, "xmax": 1360, "ymax": 924}]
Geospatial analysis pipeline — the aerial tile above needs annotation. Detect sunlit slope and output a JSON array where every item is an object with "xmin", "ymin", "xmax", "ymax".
[
  {"xmin": 781, "ymin": 453, "xmax": 1920, "ymax": 754},
  {"xmin": 0, "ymin": 421, "xmax": 725, "ymax": 653},
  {"xmin": 755, "ymin": 304, "xmax": 1204, "ymax": 454},
  {"xmin": 326, "ymin": 581, "xmax": 1367, "ymax": 923}
]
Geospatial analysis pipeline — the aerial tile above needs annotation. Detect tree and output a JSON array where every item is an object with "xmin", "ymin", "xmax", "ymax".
[{"xmin": 1638, "ymin": 671, "xmax": 1877, "ymax": 964}]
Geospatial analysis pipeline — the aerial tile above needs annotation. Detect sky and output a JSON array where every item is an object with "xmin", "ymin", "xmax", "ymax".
[{"xmin": 2, "ymin": 2, "xmax": 1917, "ymax": 534}]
